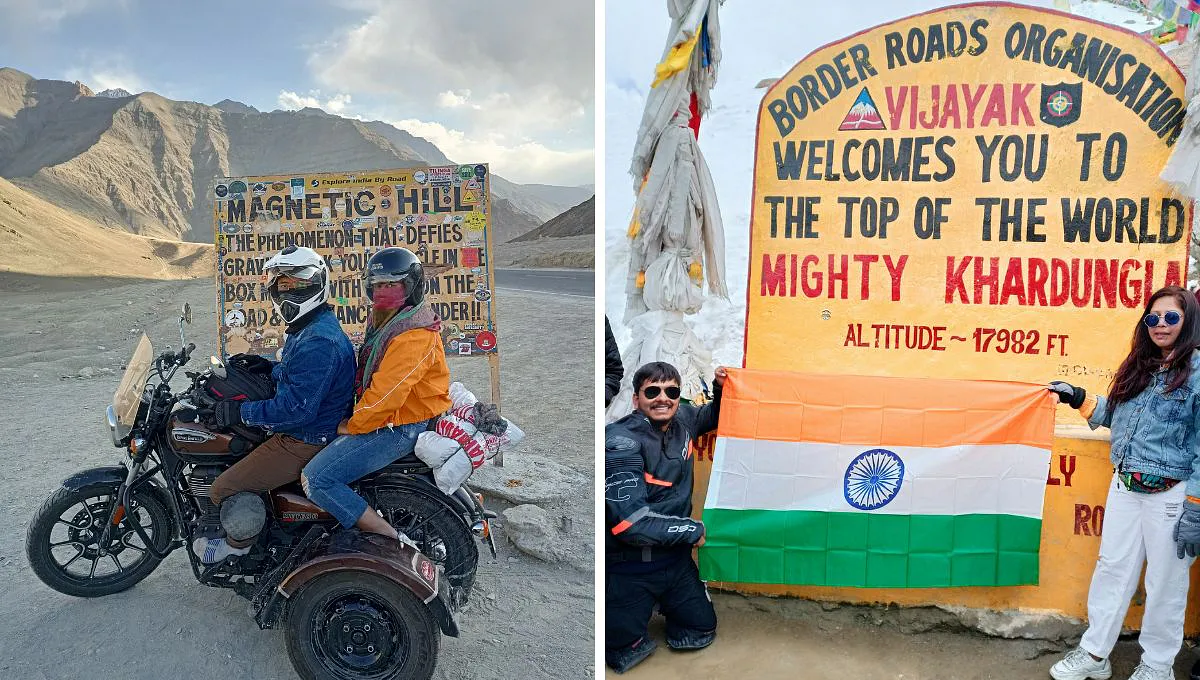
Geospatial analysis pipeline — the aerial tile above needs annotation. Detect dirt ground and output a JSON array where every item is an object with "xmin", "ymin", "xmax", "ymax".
[
  {"xmin": 604, "ymin": 591, "xmax": 1200, "ymax": 680},
  {"xmin": 0, "ymin": 275, "xmax": 594, "ymax": 679}
]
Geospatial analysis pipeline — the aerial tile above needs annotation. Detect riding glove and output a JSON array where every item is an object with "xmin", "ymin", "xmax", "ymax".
[
  {"xmin": 1175, "ymin": 501, "xmax": 1200, "ymax": 559},
  {"xmin": 1048, "ymin": 381, "xmax": 1086, "ymax": 409},
  {"xmin": 212, "ymin": 400, "xmax": 243, "ymax": 429}
]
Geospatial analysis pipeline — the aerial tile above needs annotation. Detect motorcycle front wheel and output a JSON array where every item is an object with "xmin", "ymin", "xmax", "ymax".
[
  {"xmin": 26, "ymin": 481, "xmax": 173, "ymax": 597},
  {"xmin": 285, "ymin": 571, "xmax": 439, "ymax": 680}
]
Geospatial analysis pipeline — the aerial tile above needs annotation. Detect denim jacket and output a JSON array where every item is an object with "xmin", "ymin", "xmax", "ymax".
[
  {"xmin": 239, "ymin": 307, "xmax": 356, "ymax": 446},
  {"xmin": 1088, "ymin": 350, "xmax": 1200, "ymax": 497}
]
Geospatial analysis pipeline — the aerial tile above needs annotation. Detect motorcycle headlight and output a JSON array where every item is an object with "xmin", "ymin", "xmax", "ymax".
[{"xmin": 106, "ymin": 405, "xmax": 129, "ymax": 447}]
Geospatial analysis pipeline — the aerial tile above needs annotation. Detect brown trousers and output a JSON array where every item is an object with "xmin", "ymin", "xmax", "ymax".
[{"xmin": 209, "ymin": 434, "xmax": 325, "ymax": 505}]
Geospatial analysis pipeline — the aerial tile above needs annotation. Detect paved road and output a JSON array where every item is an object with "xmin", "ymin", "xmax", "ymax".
[{"xmin": 495, "ymin": 268, "xmax": 593, "ymax": 297}]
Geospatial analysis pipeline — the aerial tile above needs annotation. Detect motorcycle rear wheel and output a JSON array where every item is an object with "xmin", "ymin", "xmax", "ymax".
[
  {"xmin": 285, "ymin": 571, "xmax": 438, "ymax": 680},
  {"xmin": 26, "ymin": 481, "xmax": 173, "ymax": 597},
  {"xmin": 375, "ymin": 490, "xmax": 478, "ymax": 596}
]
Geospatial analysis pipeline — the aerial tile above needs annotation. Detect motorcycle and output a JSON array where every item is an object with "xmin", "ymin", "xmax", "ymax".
[{"xmin": 25, "ymin": 304, "xmax": 497, "ymax": 680}]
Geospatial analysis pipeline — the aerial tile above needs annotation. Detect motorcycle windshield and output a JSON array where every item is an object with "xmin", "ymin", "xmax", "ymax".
[{"xmin": 113, "ymin": 333, "xmax": 153, "ymax": 427}]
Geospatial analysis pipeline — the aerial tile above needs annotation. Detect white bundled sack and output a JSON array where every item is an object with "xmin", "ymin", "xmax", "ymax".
[{"xmin": 412, "ymin": 383, "xmax": 525, "ymax": 493}]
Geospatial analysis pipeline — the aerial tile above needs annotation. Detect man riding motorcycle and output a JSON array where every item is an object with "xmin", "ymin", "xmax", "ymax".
[{"xmin": 195, "ymin": 244, "xmax": 356, "ymax": 563}]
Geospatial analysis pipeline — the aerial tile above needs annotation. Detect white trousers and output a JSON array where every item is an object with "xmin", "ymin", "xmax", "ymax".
[{"xmin": 1079, "ymin": 474, "xmax": 1194, "ymax": 670}]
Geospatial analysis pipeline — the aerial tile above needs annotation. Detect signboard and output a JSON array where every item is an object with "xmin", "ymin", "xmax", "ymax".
[
  {"xmin": 744, "ymin": 2, "xmax": 1191, "ymax": 410},
  {"xmin": 211, "ymin": 166, "xmax": 497, "ymax": 360}
]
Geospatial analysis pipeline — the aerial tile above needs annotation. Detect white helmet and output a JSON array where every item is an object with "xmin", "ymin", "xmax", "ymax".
[{"xmin": 263, "ymin": 245, "xmax": 329, "ymax": 324}]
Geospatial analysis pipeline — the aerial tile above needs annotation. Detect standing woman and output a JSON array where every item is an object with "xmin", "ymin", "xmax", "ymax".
[
  {"xmin": 1048, "ymin": 286, "xmax": 1200, "ymax": 680},
  {"xmin": 301, "ymin": 247, "xmax": 451, "ymax": 541}
]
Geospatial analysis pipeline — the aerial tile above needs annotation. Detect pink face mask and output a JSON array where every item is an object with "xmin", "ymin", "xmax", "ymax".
[{"xmin": 371, "ymin": 283, "xmax": 408, "ymax": 309}]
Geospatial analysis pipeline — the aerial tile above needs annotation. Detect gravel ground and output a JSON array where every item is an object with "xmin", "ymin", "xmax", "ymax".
[
  {"xmin": 605, "ymin": 592, "xmax": 1199, "ymax": 680},
  {"xmin": 0, "ymin": 275, "xmax": 595, "ymax": 679}
]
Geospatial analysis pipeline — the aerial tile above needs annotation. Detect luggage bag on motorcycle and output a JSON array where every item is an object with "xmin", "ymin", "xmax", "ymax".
[
  {"xmin": 205, "ymin": 353, "xmax": 275, "ymax": 402},
  {"xmin": 203, "ymin": 353, "xmax": 275, "ymax": 443}
]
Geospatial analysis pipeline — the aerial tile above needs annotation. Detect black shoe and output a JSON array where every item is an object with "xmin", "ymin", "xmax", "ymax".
[
  {"xmin": 667, "ymin": 629, "xmax": 715, "ymax": 651},
  {"xmin": 1190, "ymin": 656, "xmax": 1200, "ymax": 680},
  {"xmin": 606, "ymin": 638, "xmax": 657, "ymax": 674}
]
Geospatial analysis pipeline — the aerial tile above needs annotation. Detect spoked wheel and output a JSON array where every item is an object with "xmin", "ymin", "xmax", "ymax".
[
  {"xmin": 376, "ymin": 491, "xmax": 478, "ymax": 598},
  {"xmin": 286, "ymin": 571, "xmax": 438, "ymax": 680},
  {"xmin": 27, "ymin": 481, "xmax": 173, "ymax": 597}
]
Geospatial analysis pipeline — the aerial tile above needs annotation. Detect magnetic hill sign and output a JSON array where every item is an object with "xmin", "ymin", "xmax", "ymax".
[
  {"xmin": 211, "ymin": 165, "xmax": 499, "ymax": 360},
  {"xmin": 744, "ymin": 2, "xmax": 1191, "ymax": 404}
]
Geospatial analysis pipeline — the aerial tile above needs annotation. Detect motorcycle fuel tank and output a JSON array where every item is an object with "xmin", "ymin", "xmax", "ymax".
[{"xmin": 167, "ymin": 414, "xmax": 238, "ymax": 456}]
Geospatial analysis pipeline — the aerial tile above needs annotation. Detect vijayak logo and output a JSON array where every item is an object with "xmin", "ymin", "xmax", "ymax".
[{"xmin": 1040, "ymin": 82, "xmax": 1082, "ymax": 128}]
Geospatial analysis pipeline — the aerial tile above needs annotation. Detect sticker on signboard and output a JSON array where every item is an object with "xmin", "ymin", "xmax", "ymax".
[
  {"xmin": 475, "ymin": 330, "xmax": 497, "ymax": 351},
  {"xmin": 225, "ymin": 310, "xmax": 247, "ymax": 327}
]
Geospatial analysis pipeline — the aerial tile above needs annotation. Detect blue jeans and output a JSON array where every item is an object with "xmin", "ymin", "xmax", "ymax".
[{"xmin": 301, "ymin": 420, "xmax": 427, "ymax": 528}]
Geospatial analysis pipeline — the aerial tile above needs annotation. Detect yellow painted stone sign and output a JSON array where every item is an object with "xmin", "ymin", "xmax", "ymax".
[
  {"xmin": 744, "ymin": 2, "xmax": 1191, "ymax": 409},
  {"xmin": 732, "ymin": 2, "xmax": 1200, "ymax": 632}
]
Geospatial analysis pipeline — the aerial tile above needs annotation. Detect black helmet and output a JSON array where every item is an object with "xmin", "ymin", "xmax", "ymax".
[{"xmin": 364, "ymin": 247, "xmax": 425, "ymax": 308}]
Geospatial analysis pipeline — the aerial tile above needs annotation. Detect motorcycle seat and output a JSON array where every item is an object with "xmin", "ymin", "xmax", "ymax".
[{"xmin": 359, "ymin": 453, "xmax": 432, "ymax": 478}]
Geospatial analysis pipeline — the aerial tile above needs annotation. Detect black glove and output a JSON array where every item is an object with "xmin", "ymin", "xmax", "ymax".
[
  {"xmin": 212, "ymin": 400, "xmax": 243, "ymax": 429},
  {"xmin": 1048, "ymin": 381, "xmax": 1086, "ymax": 409},
  {"xmin": 1175, "ymin": 501, "xmax": 1200, "ymax": 559},
  {"xmin": 472, "ymin": 402, "xmax": 507, "ymax": 435}
]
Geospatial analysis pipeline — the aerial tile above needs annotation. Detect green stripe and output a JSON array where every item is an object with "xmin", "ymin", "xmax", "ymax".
[{"xmin": 698, "ymin": 508, "xmax": 1041, "ymax": 588}]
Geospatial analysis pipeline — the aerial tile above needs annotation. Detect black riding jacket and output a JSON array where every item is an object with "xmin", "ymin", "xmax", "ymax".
[
  {"xmin": 604, "ymin": 387, "xmax": 722, "ymax": 560},
  {"xmin": 604, "ymin": 317, "xmax": 623, "ymax": 407}
]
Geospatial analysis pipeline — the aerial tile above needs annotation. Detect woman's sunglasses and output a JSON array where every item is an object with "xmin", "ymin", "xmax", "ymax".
[
  {"xmin": 641, "ymin": 385, "xmax": 681, "ymax": 400},
  {"xmin": 1143, "ymin": 311, "xmax": 1182, "ymax": 328}
]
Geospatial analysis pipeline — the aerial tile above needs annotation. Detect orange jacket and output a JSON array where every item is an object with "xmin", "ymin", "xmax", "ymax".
[{"xmin": 347, "ymin": 328, "xmax": 451, "ymax": 434}]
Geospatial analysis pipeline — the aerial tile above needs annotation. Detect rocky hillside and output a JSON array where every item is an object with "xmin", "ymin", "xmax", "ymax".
[
  {"xmin": 0, "ymin": 67, "xmax": 590, "ymax": 245},
  {"xmin": 0, "ymin": 175, "xmax": 210, "ymax": 279},
  {"xmin": 510, "ymin": 195, "xmax": 594, "ymax": 242}
]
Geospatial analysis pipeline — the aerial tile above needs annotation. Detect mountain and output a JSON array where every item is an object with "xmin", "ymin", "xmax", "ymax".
[
  {"xmin": 510, "ymin": 196, "xmax": 594, "ymax": 242},
  {"xmin": 96, "ymin": 88, "xmax": 133, "ymax": 99},
  {"xmin": 0, "ymin": 175, "xmax": 210, "ymax": 279},
  {"xmin": 0, "ymin": 67, "xmax": 584, "ymax": 246},
  {"xmin": 213, "ymin": 99, "xmax": 259, "ymax": 115}
]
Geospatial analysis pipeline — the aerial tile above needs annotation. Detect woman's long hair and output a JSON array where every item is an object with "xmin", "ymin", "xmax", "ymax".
[{"xmin": 1108, "ymin": 286, "xmax": 1200, "ymax": 405}]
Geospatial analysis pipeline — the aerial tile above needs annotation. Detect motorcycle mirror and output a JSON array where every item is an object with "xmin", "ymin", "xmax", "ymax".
[
  {"xmin": 182, "ymin": 303, "xmax": 192, "ymax": 325},
  {"xmin": 210, "ymin": 355, "xmax": 227, "ymax": 380}
]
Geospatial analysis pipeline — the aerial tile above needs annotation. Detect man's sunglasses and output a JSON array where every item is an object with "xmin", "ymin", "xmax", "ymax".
[
  {"xmin": 1144, "ymin": 311, "xmax": 1183, "ymax": 328},
  {"xmin": 641, "ymin": 385, "xmax": 681, "ymax": 400}
]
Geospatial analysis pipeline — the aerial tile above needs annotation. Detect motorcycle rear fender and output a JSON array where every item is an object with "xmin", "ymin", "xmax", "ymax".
[{"xmin": 277, "ymin": 540, "xmax": 459, "ymax": 637}]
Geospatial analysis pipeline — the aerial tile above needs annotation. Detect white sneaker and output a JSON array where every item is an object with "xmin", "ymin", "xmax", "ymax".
[
  {"xmin": 192, "ymin": 537, "xmax": 250, "ymax": 564},
  {"xmin": 1050, "ymin": 648, "xmax": 1113, "ymax": 680},
  {"xmin": 1128, "ymin": 663, "xmax": 1172, "ymax": 680}
]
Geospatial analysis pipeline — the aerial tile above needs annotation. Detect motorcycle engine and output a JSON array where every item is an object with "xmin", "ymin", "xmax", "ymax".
[{"xmin": 185, "ymin": 464, "xmax": 225, "ymax": 536}]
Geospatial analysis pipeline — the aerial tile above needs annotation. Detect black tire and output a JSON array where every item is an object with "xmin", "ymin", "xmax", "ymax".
[
  {"xmin": 285, "ymin": 571, "xmax": 439, "ymax": 680},
  {"xmin": 375, "ymin": 490, "xmax": 478, "ymax": 596},
  {"xmin": 26, "ymin": 481, "xmax": 173, "ymax": 597}
]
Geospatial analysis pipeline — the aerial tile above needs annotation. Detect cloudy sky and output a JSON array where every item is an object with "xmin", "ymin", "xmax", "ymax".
[{"xmin": 0, "ymin": 0, "xmax": 595, "ymax": 186}]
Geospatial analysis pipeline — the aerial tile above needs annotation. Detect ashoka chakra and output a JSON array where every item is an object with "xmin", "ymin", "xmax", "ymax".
[{"xmin": 844, "ymin": 448, "xmax": 905, "ymax": 511}]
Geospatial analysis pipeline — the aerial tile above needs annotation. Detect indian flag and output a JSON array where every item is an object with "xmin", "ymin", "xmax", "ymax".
[{"xmin": 699, "ymin": 369, "xmax": 1055, "ymax": 588}]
